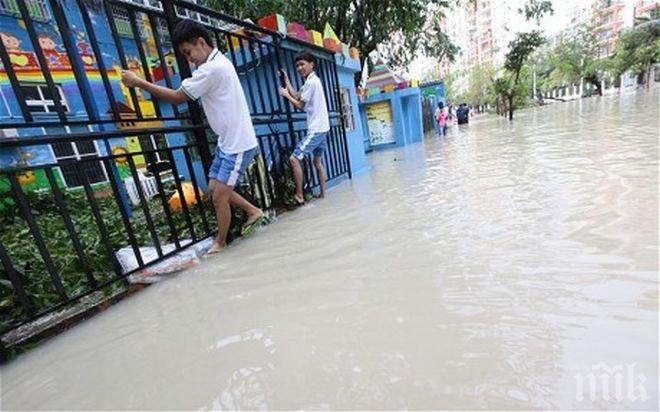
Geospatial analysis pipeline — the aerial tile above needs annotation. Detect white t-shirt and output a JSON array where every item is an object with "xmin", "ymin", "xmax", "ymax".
[
  {"xmin": 180, "ymin": 49, "xmax": 257, "ymax": 154},
  {"xmin": 300, "ymin": 72, "xmax": 330, "ymax": 133}
]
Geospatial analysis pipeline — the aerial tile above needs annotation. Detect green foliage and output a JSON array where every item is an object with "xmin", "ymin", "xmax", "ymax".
[
  {"xmin": 519, "ymin": 0, "xmax": 554, "ymax": 25},
  {"xmin": 204, "ymin": 0, "xmax": 459, "ymax": 68},
  {"xmin": 534, "ymin": 19, "xmax": 610, "ymax": 96},
  {"xmin": 495, "ymin": 30, "xmax": 546, "ymax": 120},
  {"xmin": 464, "ymin": 63, "xmax": 496, "ymax": 107},
  {"xmin": 442, "ymin": 71, "xmax": 461, "ymax": 102},
  {"xmin": 504, "ymin": 31, "xmax": 546, "ymax": 79},
  {"xmin": 611, "ymin": 20, "xmax": 660, "ymax": 82},
  {"xmin": 0, "ymin": 185, "xmax": 216, "ymax": 333}
]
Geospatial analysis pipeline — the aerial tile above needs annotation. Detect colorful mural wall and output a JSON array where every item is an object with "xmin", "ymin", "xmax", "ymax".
[
  {"xmin": 0, "ymin": 3, "xmax": 182, "ymax": 190},
  {"xmin": 0, "ymin": 5, "xmax": 364, "ymax": 191}
]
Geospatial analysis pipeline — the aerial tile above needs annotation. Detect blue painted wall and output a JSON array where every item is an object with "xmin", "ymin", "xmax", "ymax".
[
  {"xmin": 358, "ymin": 87, "xmax": 423, "ymax": 152},
  {"xmin": 334, "ymin": 55, "xmax": 369, "ymax": 176}
]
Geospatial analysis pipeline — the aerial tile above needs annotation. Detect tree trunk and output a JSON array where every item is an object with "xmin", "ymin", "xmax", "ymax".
[{"xmin": 508, "ymin": 95, "xmax": 514, "ymax": 121}]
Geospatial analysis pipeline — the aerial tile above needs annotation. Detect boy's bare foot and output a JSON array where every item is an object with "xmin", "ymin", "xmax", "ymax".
[
  {"xmin": 294, "ymin": 194, "xmax": 304, "ymax": 205},
  {"xmin": 207, "ymin": 242, "xmax": 226, "ymax": 255},
  {"xmin": 244, "ymin": 210, "xmax": 264, "ymax": 227},
  {"xmin": 241, "ymin": 211, "xmax": 267, "ymax": 236}
]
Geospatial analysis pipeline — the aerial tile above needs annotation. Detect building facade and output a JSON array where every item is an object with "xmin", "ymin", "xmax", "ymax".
[{"xmin": 437, "ymin": 0, "xmax": 531, "ymax": 97}]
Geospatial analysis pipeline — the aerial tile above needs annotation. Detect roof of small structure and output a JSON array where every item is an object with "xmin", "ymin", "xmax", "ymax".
[{"xmin": 366, "ymin": 59, "xmax": 405, "ymax": 89}]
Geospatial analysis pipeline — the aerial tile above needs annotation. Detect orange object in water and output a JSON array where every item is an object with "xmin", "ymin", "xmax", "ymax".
[{"xmin": 169, "ymin": 182, "xmax": 204, "ymax": 212}]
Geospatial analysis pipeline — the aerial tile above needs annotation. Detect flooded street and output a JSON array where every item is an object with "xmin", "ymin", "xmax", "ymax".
[{"xmin": 1, "ymin": 90, "xmax": 658, "ymax": 410}]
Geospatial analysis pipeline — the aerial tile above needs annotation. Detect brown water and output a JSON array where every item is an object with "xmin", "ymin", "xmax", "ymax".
[{"xmin": 1, "ymin": 90, "xmax": 658, "ymax": 410}]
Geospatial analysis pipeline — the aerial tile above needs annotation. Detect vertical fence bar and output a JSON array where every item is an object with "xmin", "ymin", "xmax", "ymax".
[
  {"xmin": 78, "ymin": 166, "xmax": 124, "ymax": 277},
  {"xmin": 74, "ymin": 0, "xmax": 120, "ymax": 120},
  {"xmin": 0, "ymin": 31, "xmax": 33, "ymax": 122},
  {"xmin": 256, "ymin": 139, "xmax": 276, "ymax": 207},
  {"xmin": 331, "ymin": 61, "xmax": 352, "ymax": 178},
  {"xmin": 266, "ymin": 44, "xmax": 284, "ymax": 114},
  {"xmin": 103, "ymin": 2, "xmax": 143, "ymax": 118},
  {"xmin": 166, "ymin": 148, "xmax": 197, "ymax": 241},
  {"xmin": 150, "ymin": 154, "xmax": 181, "ymax": 249},
  {"xmin": 256, "ymin": 42, "xmax": 276, "ymax": 114},
  {"xmin": 0, "ymin": 242, "xmax": 35, "ymax": 316},
  {"xmin": 8, "ymin": 174, "xmax": 67, "ymax": 300},
  {"xmin": 44, "ymin": 168, "xmax": 97, "ymax": 288},
  {"xmin": 273, "ymin": 41, "xmax": 298, "ymax": 185},
  {"xmin": 182, "ymin": 149, "xmax": 210, "ymax": 235},
  {"xmin": 247, "ymin": 40, "xmax": 267, "ymax": 115},
  {"xmin": 128, "ymin": 7, "xmax": 162, "ymax": 118},
  {"xmin": 48, "ymin": 0, "xmax": 98, "ymax": 122},
  {"xmin": 14, "ymin": 0, "xmax": 67, "ymax": 121},
  {"xmin": 328, "ymin": 127, "xmax": 339, "ymax": 179},
  {"xmin": 126, "ymin": 155, "xmax": 163, "ymax": 257},
  {"xmin": 102, "ymin": 158, "xmax": 144, "ymax": 267},
  {"xmin": 149, "ymin": 14, "xmax": 180, "ymax": 117},
  {"xmin": 236, "ymin": 37, "xmax": 258, "ymax": 114}
]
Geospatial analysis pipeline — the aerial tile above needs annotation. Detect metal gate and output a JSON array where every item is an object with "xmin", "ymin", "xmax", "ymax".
[{"xmin": 0, "ymin": 0, "xmax": 350, "ymax": 341}]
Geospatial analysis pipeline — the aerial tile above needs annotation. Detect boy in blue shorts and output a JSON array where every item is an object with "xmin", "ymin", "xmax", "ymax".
[
  {"xmin": 278, "ymin": 52, "xmax": 330, "ymax": 204},
  {"xmin": 121, "ymin": 20, "xmax": 265, "ymax": 254}
]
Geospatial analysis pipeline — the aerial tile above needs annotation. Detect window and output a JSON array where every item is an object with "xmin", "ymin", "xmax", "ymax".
[
  {"xmin": 20, "ymin": 82, "xmax": 70, "ymax": 114},
  {"xmin": 117, "ymin": 0, "xmax": 163, "ymax": 10},
  {"xmin": 339, "ymin": 88, "xmax": 355, "ymax": 131},
  {"xmin": 0, "ymin": 128, "xmax": 18, "ymax": 139},
  {"xmin": 0, "ymin": 0, "xmax": 51, "ymax": 22},
  {"xmin": 111, "ymin": 6, "xmax": 148, "ymax": 39},
  {"xmin": 138, "ymin": 134, "xmax": 169, "ymax": 164},
  {"xmin": 51, "ymin": 127, "xmax": 107, "ymax": 188}
]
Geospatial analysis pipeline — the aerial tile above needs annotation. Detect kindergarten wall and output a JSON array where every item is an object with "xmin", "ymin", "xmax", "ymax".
[
  {"xmin": 0, "ymin": 1, "xmax": 192, "ymax": 191},
  {"xmin": 0, "ymin": 4, "xmax": 368, "ymax": 192},
  {"xmin": 359, "ymin": 86, "xmax": 424, "ymax": 152}
]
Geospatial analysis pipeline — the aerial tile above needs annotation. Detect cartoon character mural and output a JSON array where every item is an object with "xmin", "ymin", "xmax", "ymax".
[
  {"xmin": 1, "ymin": 32, "xmax": 39, "ymax": 68},
  {"xmin": 37, "ymin": 33, "xmax": 70, "ymax": 67},
  {"xmin": 0, "ymin": 8, "xmax": 187, "ymax": 191}
]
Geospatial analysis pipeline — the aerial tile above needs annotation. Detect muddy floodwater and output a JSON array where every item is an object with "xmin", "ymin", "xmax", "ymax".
[{"xmin": 1, "ymin": 90, "xmax": 658, "ymax": 410}]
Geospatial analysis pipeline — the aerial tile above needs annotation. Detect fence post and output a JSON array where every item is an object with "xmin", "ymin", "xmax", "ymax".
[
  {"xmin": 273, "ymin": 38, "xmax": 298, "ymax": 171},
  {"xmin": 162, "ymin": 1, "xmax": 213, "ymax": 176},
  {"xmin": 50, "ymin": 0, "xmax": 132, "ymax": 218}
]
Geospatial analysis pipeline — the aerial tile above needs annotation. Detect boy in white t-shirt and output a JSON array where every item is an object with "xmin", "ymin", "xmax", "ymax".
[
  {"xmin": 278, "ymin": 52, "xmax": 330, "ymax": 204},
  {"xmin": 121, "ymin": 20, "xmax": 265, "ymax": 254}
]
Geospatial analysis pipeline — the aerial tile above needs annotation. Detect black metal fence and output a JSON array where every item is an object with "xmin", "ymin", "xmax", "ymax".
[{"xmin": 0, "ymin": 0, "xmax": 350, "ymax": 340}]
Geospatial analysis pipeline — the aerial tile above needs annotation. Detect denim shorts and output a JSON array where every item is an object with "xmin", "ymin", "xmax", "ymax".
[
  {"xmin": 293, "ymin": 131, "xmax": 328, "ymax": 160},
  {"xmin": 208, "ymin": 146, "xmax": 257, "ymax": 186}
]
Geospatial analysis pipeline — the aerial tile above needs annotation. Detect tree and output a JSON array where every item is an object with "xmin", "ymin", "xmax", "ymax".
[
  {"xmin": 611, "ymin": 19, "xmax": 660, "ymax": 88},
  {"xmin": 464, "ymin": 63, "xmax": 495, "ymax": 108},
  {"xmin": 519, "ymin": 0, "xmax": 554, "ymax": 25},
  {"xmin": 443, "ymin": 71, "xmax": 461, "ymax": 103},
  {"xmin": 205, "ymin": 0, "xmax": 459, "ymax": 68},
  {"xmin": 541, "ymin": 21, "xmax": 606, "ymax": 96},
  {"xmin": 496, "ymin": 31, "xmax": 545, "ymax": 120}
]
